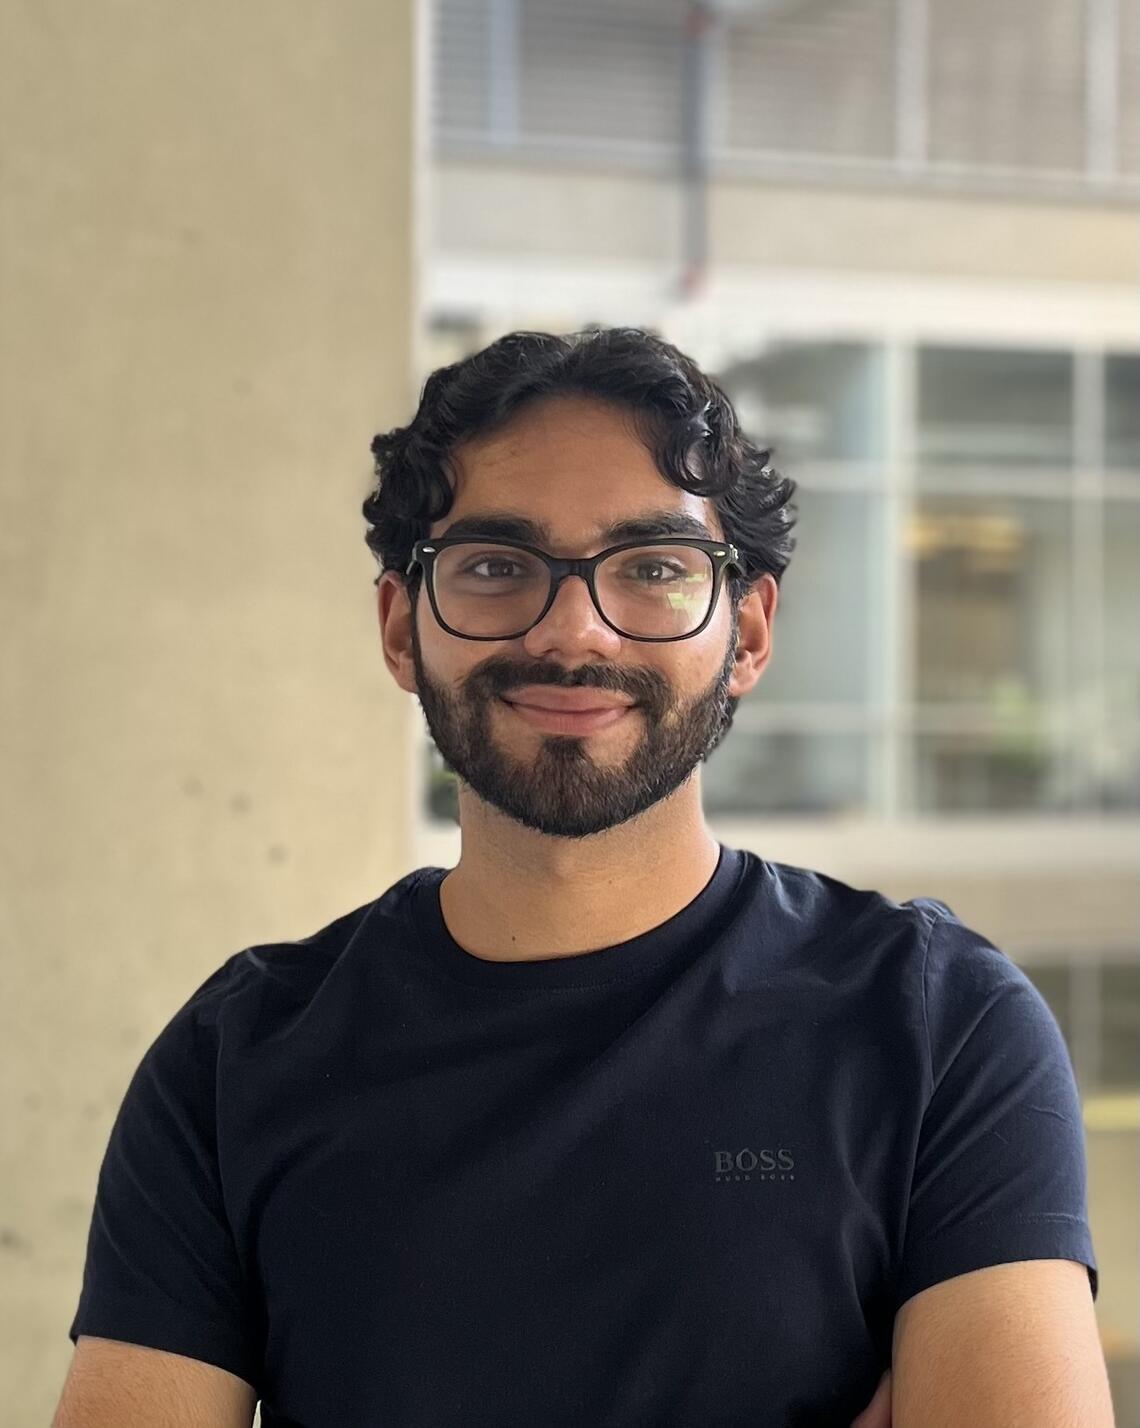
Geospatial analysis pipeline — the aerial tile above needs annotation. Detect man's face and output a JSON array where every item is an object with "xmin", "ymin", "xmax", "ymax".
[{"xmin": 385, "ymin": 394, "xmax": 768, "ymax": 840}]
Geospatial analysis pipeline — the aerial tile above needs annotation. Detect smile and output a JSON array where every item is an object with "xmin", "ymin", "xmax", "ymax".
[{"xmin": 499, "ymin": 699, "xmax": 636, "ymax": 735}]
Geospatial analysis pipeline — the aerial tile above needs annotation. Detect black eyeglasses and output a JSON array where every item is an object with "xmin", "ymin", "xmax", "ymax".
[{"xmin": 404, "ymin": 535, "xmax": 744, "ymax": 643}]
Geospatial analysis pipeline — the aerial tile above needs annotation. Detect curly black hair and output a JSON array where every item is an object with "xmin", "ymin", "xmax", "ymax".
[{"xmin": 362, "ymin": 326, "xmax": 798, "ymax": 613}]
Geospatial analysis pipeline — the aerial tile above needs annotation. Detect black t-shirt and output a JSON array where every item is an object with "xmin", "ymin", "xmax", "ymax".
[{"xmin": 68, "ymin": 843, "xmax": 1098, "ymax": 1426}]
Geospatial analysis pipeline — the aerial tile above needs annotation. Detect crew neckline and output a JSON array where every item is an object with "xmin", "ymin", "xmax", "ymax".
[{"xmin": 405, "ymin": 842, "xmax": 754, "ymax": 990}]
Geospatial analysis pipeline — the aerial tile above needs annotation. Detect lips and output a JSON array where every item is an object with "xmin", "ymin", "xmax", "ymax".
[{"xmin": 503, "ymin": 689, "xmax": 636, "ymax": 713}]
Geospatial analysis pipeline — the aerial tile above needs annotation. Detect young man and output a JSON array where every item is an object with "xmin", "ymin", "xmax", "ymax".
[{"xmin": 58, "ymin": 329, "xmax": 1109, "ymax": 1427}]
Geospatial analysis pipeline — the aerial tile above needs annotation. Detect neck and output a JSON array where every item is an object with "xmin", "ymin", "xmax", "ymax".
[{"xmin": 437, "ymin": 801, "xmax": 722, "ymax": 962}]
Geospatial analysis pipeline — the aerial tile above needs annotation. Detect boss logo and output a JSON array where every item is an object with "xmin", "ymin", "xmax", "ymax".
[{"xmin": 714, "ymin": 1148, "xmax": 795, "ymax": 1180}]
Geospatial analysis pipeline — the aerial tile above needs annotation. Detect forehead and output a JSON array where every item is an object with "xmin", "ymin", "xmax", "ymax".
[{"xmin": 432, "ymin": 394, "xmax": 724, "ymax": 550}]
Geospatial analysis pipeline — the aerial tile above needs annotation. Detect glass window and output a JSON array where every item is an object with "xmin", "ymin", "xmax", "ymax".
[
  {"xmin": 424, "ymin": 315, "xmax": 484, "ymax": 372},
  {"xmin": 433, "ymin": 0, "xmax": 492, "ymax": 134},
  {"xmin": 1121, "ymin": 0, "xmax": 1140, "ymax": 176},
  {"xmin": 724, "ymin": 1, "xmax": 896, "ymax": 160},
  {"xmin": 913, "ymin": 726, "xmax": 1068, "ymax": 812},
  {"xmin": 1023, "ymin": 962, "xmax": 1074, "ymax": 1049},
  {"xmin": 911, "ymin": 495, "xmax": 1071, "ymax": 706},
  {"xmin": 917, "ymin": 346, "xmax": 1073, "ymax": 471},
  {"xmin": 1100, "ymin": 963, "xmax": 1140, "ymax": 1091},
  {"xmin": 517, "ymin": 0, "xmax": 684, "ymax": 148},
  {"xmin": 927, "ymin": 0, "xmax": 1085, "ymax": 172},
  {"xmin": 424, "ymin": 737, "xmax": 458, "ymax": 825},
  {"xmin": 704, "ymin": 725, "xmax": 870, "ymax": 817},
  {"xmin": 1106, "ymin": 354, "xmax": 1140, "ymax": 472},
  {"xmin": 718, "ymin": 341, "xmax": 886, "ymax": 466},
  {"xmin": 741, "ymin": 488, "xmax": 885, "ymax": 707}
]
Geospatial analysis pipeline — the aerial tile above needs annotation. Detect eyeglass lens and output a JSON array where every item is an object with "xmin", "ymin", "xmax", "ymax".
[{"xmin": 431, "ymin": 542, "xmax": 715, "ymax": 638}]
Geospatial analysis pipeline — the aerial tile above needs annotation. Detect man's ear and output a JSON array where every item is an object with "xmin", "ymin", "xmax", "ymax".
[
  {"xmin": 376, "ymin": 571, "xmax": 418, "ymax": 696},
  {"xmin": 728, "ymin": 574, "xmax": 778, "ymax": 701}
]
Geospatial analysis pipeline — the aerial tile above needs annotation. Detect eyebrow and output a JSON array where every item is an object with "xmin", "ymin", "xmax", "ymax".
[{"xmin": 434, "ymin": 509, "xmax": 721, "ymax": 549}]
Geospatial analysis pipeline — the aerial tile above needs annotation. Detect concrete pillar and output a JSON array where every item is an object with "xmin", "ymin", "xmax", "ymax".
[{"xmin": 0, "ymin": 2, "xmax": 419, "ymax": 1418}]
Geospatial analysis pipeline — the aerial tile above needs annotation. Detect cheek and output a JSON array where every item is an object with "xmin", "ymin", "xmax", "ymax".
[{"xmin": 681, "ymin": 621, "xmax": 735, "ymax": 681}]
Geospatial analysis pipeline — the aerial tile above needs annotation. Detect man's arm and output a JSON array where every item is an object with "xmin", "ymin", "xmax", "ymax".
[
  {"xmin": 52, "ymin": 1335, "xmax": 256, "ymax": 1428},
  {"xmin": 890, "ymin": 1259, "xmax": 1115, "ymax": 1428}
]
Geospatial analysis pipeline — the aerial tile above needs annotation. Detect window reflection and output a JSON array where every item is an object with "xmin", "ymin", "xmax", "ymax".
[
  {"xmin": 911, "ymin": 496, "xmax": 1070, "ymax": 705},
  {"xmin": 917, "ymin": 346, "xmax": 1073, "ymax": 470}
]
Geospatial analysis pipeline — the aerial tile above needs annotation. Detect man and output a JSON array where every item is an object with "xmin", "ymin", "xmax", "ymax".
[{"xmin": 56, "ymin": 328, "xmax": 1111, "ymax": 1426}]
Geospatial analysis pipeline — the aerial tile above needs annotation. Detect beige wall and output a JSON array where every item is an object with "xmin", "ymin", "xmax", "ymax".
[
  {"xmin": 433, "ymin": 158, "xmax": 1140, "ymax": 286},
  {"xmin": 711, "ymin": 179, "xmax": 1140, "ymax": 284},
  {"xmin": 0, "ymin": 2, "xmax": 418, "ymax": 1420}
]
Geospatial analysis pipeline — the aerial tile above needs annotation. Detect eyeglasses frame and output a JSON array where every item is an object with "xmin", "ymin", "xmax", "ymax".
[{"xmin": 404, "ymin": 534, "xmax": 745, "ymax": 643}]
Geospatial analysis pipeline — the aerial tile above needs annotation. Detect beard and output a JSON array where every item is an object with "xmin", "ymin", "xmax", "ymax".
[{"xmin": 408, "ymin": 594, "xmax": 741, "ymax": 840}]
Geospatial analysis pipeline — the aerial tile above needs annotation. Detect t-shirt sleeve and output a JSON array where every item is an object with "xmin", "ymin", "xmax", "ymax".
[
  {"xmin": 67, "ymin": 955, "xmax": 263, "ymax": 1392},
  {"xmin": 895, "ymin": 900, "xmax": 1099, "ymax": 1312}
]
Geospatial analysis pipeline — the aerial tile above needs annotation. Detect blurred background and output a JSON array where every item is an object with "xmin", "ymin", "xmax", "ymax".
[{"xmin": 2, "ymin": 1, "xmax": 1136, "ymax": 1423}]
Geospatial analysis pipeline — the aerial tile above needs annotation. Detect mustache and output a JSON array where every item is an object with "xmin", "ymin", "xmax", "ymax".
[{"xmin": 477, "ymin": 668, "xmax": 656, "ymax": 706}]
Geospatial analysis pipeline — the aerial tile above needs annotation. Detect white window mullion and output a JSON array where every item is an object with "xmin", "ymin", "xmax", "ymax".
[
  {"xmin": 487, "ymin": 0, "xmax": 520, "ymax": 146},
  {"xmin": 895, "ymin": 0, "xmax": 929, "ymax": 172},
  {"xmin": 1085, "ymin": 0, "xmax": 1120, "ymax": 179},
  {"xmin": 878, "ymin": 338, "xmax": 917, "ymax": 816},
  {"xmin": 1073, "ymin": 348, "xmax": 1109, "ymax": 809}
]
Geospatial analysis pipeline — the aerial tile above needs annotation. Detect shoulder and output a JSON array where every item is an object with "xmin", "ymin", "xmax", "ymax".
[
  {"xmin": 752, "ymin": 861, "xmax": 1046, "ymax": 1053},
  {"xmin": 765, "ymin": 859, "xmax": 1028, "ymax": 977},
  {"xmin": 168, "ymin": 868, "xmax": 430, "ymax": 1050},
  {"xmin": 756, "ymin": 856, "xmax": 953, "ymax": 965},
  {"xmin": 899, "ymin": 895, "xmax": 1057, "ymax": 1072}
]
